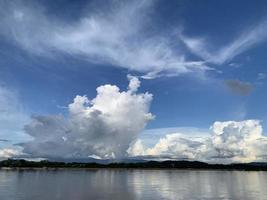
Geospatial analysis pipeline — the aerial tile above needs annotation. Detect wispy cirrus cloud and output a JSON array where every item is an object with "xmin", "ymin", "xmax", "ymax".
[
  {"xmin": 179, "ymin": 20, "xmax": 267, "ymax": 65},
  {"xmin": 0, "ymin": 0, "xmax": 210, "ymax": 78},
  {"xmin": 1, "ymin": 0, "xmax": 267, "ymax": 79},
  {"xmin": 0, "ymin": 84, "xmax": 29, "ymax": 159},
  {"xmin": 257, "ymin": 73, "xmax": 266, "ymax": 80},
  {"xmin": 0, "ymin": 84, "xmax": 29, "ymax": 143}
]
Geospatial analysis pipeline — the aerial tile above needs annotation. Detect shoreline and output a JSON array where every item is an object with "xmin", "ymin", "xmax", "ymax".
[
  {"xmin": 1, "ymin": 159, "xmax": 267, "ymax": 171},
  {"xmin": 1, "ymin": 167, "xmax": 267, "ymax": 171}
]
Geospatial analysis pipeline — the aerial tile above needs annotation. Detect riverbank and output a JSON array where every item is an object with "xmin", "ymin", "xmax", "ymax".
[{"xmin": 1, "ymin": 159, "xmax": 267, "ymax": 171}]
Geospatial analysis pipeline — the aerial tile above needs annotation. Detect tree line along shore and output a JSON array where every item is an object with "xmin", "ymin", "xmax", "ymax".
[{"xmin": 1, "ymin": 159, "xmax": 267, "ymax": 171}]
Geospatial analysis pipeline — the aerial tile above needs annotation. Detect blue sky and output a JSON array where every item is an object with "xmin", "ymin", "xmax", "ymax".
[{"xmin": 1, "ymin": 0, "xmax": 267, "ymax": 162}]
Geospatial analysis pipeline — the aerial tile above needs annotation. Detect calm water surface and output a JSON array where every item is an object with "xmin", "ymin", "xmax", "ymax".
[{"xmin": 0, "ymin": 169, "xmax": 266, "ymax": 200}]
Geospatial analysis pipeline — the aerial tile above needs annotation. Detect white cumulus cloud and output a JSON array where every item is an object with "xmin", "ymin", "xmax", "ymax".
[
  {"xmin": 0, "ymin": 148, "xmax": 21, "ymax": 160},
  {"xmin": 210, "ymin": 120, "xmax": 267, "ymax": 163},
  {"xmin": 21, "ymin": 76, "xmax": 154, "ymax": 159},
  {"xmin": 128, "ymin": 120, "xmax": 267, "ymax": 163}
]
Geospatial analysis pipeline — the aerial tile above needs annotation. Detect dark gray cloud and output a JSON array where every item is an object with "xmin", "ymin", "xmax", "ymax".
[
  {"xmin": 224, "ymin": 79, "xmax": 253, "ymax": 95},
  {"xmin": 0, "ymin": 139, "xmax": 9, "ymax": 142}
]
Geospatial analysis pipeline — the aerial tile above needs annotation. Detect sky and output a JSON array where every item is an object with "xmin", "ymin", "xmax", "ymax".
[{"xmin": 1, "ymin": 0, "xmax": 267, "ymax": 163}]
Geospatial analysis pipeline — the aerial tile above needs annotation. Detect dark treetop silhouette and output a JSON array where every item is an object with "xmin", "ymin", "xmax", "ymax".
[{"xmin": 1, "ymin": 159, "xmax": 267, "ymax": 171}]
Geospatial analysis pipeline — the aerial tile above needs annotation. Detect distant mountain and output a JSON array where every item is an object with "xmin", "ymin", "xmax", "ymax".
[{"xmin": 1, "ymin": 159, "xmax": 267, "ymax": 170}]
